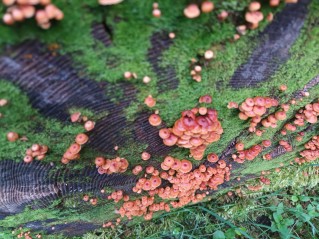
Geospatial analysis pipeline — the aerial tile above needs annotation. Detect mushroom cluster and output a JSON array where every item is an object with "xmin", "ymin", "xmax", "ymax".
[
  {"xmin": 24, "ymin": 144, "xmax": 48, "ymax": 163},
  {"xmin": 293, "ymin": 101, "xmax": 319, "ymax": 125},
  {"xmin": 118, "ymin": 196, "xmax": 171, "ymax": 221},
  {"xmin": 70, "ymin": 112, "xmax": 95, "ymax": 131},
  {"xmin": 296, "ymin": 136, "xmax": 319, "ymax": 164},
  {"xmin": 245, "ymin": 2, "xmax": 263, "ymax": 29},
  {"xmin": 152, "ymin": 2, "xmax": 161, "ymax": 18},
  {"xmin": 237, "ymin": 96, "xmax": 279, "ymax": 132},
  {"xmin": 133, "ymin": 175, "xmax": 162, "ymax": 193},
  {"xmin": 157, "ymin": 159, "xmax": 230, "ymax": 208},
  {"xmin": 260, "ymin": 176, "xmax": 271, "ymax": 185},
  {"xmin": 96, "ymin": 157, "xmax": 129, "ymax": 175},
  {"xmin": 279, "ymin": 140, "xmax": 292, "ymax": 152},
  {"xmin": 190, "ymin": 64, "xmax": 203, "ymax": 82},
  {"xmin": 160, "ymin": 156, "xmax": 193, "ymax": 174},
  {"xmin": 116, "ymin": 157, "xmax": 229, "ymax": 221},
  {"xmin": 107, "ymin": 190, "xmax": 129, "ymax": 203},
  {"xmin": 233, "ymin": 144, "xmax": 262, "ymax": 164},
  {"xmin": 2, "ymin": 0, "xmax": 64, "ymax": 29},
  {"xmin": 61, "ymin": 133, "xmax": 88, "ymax": 164},
  {"xmin": 184, "ymin": 1, "xmax": 214, "ymax": 19},
  {"xmin": 123, "ymin": 71, "xmax": 137, "ymax": 80},
  {"xmin": 159, "ymin": 107, "xmax": 223, "ymax": 160}
]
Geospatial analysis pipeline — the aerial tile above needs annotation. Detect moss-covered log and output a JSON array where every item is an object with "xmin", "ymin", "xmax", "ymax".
[{"xmin": 0, "ymin": 0, "xmax": 319, "ymax": 237}]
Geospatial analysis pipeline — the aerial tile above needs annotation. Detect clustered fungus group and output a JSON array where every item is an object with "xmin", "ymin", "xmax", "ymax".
[
  {"xmin": 70, "ymin": 112, "xmax": 96, "ymax": 132},
  {"xmin": 296, "ymin": 136, "xmax": 319, "ymax": 164},
  {"xmin": 279, "ymin": 140, "xmax": 292, "ymax": 152},
  {"xmin": 183, "ymin": 1, "xmax": 214, "ymax": 19},
  {"xmin": 232, "ymin": 143, "xmax": 263, "ymax": 163},
  {"xmin": 133, "ymin": 175, "xmax": 162, "ymax": 193},
  {"xmin": 190, "ymin": 64, "xmax": 203, "ymax": 82},
  {"xmin": 107, "ymin": 190, "xmax": 129, "ymax": 203},
  {"xmin": 107, "ymin": 155, "xmax": 231, "ymax": 222},
  {"xmin": 61, "ymin": 133, "xmax": 88, "ymax": 164},
  {"xmin": 2, "ymin": 0, "xmax": 63, "ymax": 29},
  {"xmin": 160, "ymin": 156, "xmax": 193, "ymax": 173},
  {"xmin": 95, "ymin": 157, "xmax": 129, "ymax": 175},
  {"xmin": 152, "ymin": 2, "xmax": 161, "ymax": 18},
  {"xmin": 237, "ymin": 96, "xmax": 280, "ymax": 133},
  {"xmin": 12, "ymin": 227, "xmax": 42, "ymax": 239},
  {"xmin": 245, "ymin": 2, "xmax": 263, "ymax": 30},
  {"xmin": 123, "ymin": 71, "xmax": 138, "ymax": 80},
  {"xmin": 157, "ymin": 158, "xmax": 230, "ymax": 208},
  {"xmin": 117, "ymin": 196, "xmax": 170, "ymax": 221},
  {"xmin": 159, "ymin": 107, "xmax": 223, "ymax": 160},
  {"xmin": 24, "ymin": 144, "xmax": 49, "ymax": 163},
  {"xmin": 292, "ymin": 101, "xmax": 319, "ymax": 125}
]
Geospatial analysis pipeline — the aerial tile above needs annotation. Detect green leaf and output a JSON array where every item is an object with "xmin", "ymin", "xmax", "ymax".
[
  {"xmin": 273, "ymin": 212, "xmax": 283, "ymax": 224},
  {"xmin": 277, "ymin": 203, "xmax": 284, "ymax": 214},
  {"xmin": 300, "ymin": 196, "xmax": 310, "ymax": 202},
  {"xmin": 225, "ymin": 228, "xmax": 236, "ymax": 239},
  {"xmin": 213, "ymin": 230, "xmax": 226, "ymax": 239},
  {"xmin": 291, "ymin": 195, "xmax": 299, "ymax": 202},
  {"xmin": 285, "ymin": 218, "xmax": 295, "ymax": 227}
]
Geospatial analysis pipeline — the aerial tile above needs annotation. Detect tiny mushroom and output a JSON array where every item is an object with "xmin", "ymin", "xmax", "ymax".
[
  {"xmin": 7, "ymin": 132, "xmax": 19, "ymax": 142},
  {"xmin": 148, "ymin": 114, "xmax": 162, "ymax": 126},
  {"xmin": 184, "ymin": 4, "xmax": 200, "ymax": 19}
]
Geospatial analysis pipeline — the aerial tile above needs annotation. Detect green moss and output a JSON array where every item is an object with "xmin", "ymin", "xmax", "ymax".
[{"xmin": 0, "ymin": 0, "xmax": 319, "ymax": 237}]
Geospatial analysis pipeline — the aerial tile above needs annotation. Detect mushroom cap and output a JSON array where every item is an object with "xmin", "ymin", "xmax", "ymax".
[
  {"xmin": 184, "ymin": 4, "xmax": 201, "ymax": 19},
  {"xmin": 207, "ymin": 153, "xmax": 219, "ymax": 163},
  {"xmin": 201, "ymin": 1, "xmax": 214, "ymax": 13},
  {"xmin": 75, "ymin": 133, "xmax": 89, "ymax": 145},
  {"xmin": 248, "ymin": 2, "xmax": 261, "ymax": 12},
  {"xmin": 163, "ymin": 156, "xmax": 175, "ymax": 167},
  {"xmin": 148, "ymin": 114, "xmax": 162, "ymax": 126},
  {"xmin": 99, "ymin": 0, "xmax": 123, "ymax": 5},
  {"xmin": 141, "ymin": 151, "xmax": 151, "ymax": 160},
  {"xmin": 24, "ymin": 155, "xmax": 33, "ymax": 163},
  {"xmin": 159, "ymin": 128, "xmax": 171, "ymax": 139},
  {"xmin": 7, "ymin": 132, "xmax": 19, "ymax": 142},
  {"xmin": 179, "ymin": 159, "xmax": 192, "ymax": 174},
  {"xmin": 95, "ymin": 157, "xmax": 106, "ymax": 167},
  {"xmin": 171, "ymin": 159, "xmax": 182, "ymax": 170},
  {"xmin": 69, "ymin": 143, "xmax": 81, "ymax": 154},
  {"xmin": 144, "ymin": 95, "xmax": 156, "ymax": 107},
  {"xmin": 84, "ymin": 120, "xmax": 95, "ymax": 131}
]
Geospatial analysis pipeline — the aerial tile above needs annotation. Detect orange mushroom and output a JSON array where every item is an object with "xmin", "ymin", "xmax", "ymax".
[
  {"xmin": 148, "ymin": 114, "xmax": 162, "ymax": 126},
  {"xmin": 75, "ymin": 133, "xmax": 89, "ymax": 145},
  {"xmin": 184, "ymin": 4, "xmax": 200, "ymax": 19}
]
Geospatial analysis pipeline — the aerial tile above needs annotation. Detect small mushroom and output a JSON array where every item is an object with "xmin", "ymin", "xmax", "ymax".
[{"xmin": 184, "ymin": 4, "xmax": 200, "ymax": 19}]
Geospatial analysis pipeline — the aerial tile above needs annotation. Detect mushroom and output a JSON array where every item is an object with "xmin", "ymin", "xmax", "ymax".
[
  {"xmin": 201, "ymin": 1, "xmax": 214, "ymax": 13},
  {"xmin": 148, "ymin": 114, "xmax": 162, "ymax": 126},
  {"xmin": 7, "ymin": 132, "xmax": 19, "ymax": 142},
  {"xmin": 248, "ymin": 2, "xmax": 261, "ymax": 12},
  {"xmin": 75, "ymin": 133, "xmax": 89, "ymax": 145},
  {"xmin": 245, "ymin": 11, "xmax": 264, "ymax": 29},
  {"xmin": 184, "ymin": 4, "xmax": 200, "ymax": 19},
  {"xmin": 98, "ymin": 0, "xmax": 123, "ymax": 5}
]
